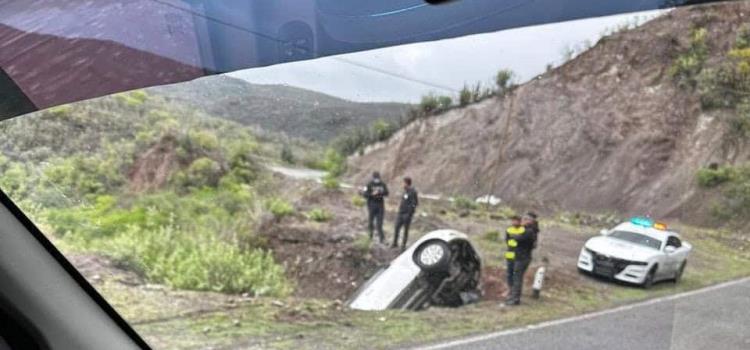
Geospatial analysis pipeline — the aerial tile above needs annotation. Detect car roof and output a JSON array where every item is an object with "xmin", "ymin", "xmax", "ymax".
[{"xmin": 613, "ymin": 222, "xmax": 678, "ymax": 241}]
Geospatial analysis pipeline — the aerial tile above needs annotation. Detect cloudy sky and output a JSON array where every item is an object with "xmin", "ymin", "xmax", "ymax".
[{"xmin": 229, "ymin": 10, "xmax": 663, "ymax": 103}]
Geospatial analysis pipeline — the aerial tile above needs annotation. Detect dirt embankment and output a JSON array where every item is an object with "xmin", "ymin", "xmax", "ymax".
[{"xmin": 349, "ymin": 3, "xmax": 750, "ymax": 225}]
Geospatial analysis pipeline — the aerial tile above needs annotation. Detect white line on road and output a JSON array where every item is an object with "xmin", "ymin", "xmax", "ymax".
[{"xmin": 412, "ymin": 277, "xmax": 750, "ymax": 350}]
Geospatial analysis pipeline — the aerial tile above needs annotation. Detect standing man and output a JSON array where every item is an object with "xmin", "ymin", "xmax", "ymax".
[
  {"xmin": 504, "ymin": 214, "xmax": 536, "ymax": 306},
  {"xmin": 504, "ymin": 215, "xmax": 524, "ymax": 299},
  {"xmin": 361, "ymin": 171, "xmax": 389, "ymax": 243},
  {"xmin": 393, "ymin": 177, "xmax": 418, "ymax": 249}
]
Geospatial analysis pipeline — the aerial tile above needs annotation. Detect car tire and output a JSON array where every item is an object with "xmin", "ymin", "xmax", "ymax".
[
  {"xmin": 413, "ymin": 240, "xmax": 451, "ymax": 272},
  {"xmin": 642, "ymin": 266, "xmax": 656, "ymax": 289},
  {"xmin": 674, "ymin": 261, "xmax": 687, "ymax": 283}
]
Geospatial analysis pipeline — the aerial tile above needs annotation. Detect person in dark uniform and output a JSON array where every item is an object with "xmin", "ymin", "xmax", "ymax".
[
  {"xmin": 393, "ymin": 177, "xmax": 418, "ymax": 249},
  {"xmin": 361, "ymin": 171, "xmax": 389, "ymax": 243},
  {"xmin": 504, "ymin": 214, "xmax": 537, "ymax": 306}
]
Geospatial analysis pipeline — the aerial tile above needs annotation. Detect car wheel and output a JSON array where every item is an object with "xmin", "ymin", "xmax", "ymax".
[
  {"xmin": 413, "ymin": 240, "xmax": 451, "ymax": 272},
  {"xmin": 674, "ymin": 261, "xmax": 687, "ymax": 283},
  {"xmin": 642, "ymin": 267, "xmax": 656, "ymax": 289}
]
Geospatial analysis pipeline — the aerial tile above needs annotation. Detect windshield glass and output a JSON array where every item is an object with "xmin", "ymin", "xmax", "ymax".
[
  {"xmin": 609, "ymin": 231, "xmax": 663, "ymax": 250},
  {"xmin": 2, "ymin": 2, "xmax": 750, "ymax": 349}
]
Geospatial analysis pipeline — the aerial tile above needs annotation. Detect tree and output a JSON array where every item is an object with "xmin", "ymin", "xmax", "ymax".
[
  {"xmin": 437, "ymin": 96, "xmax": 453, "ymax": 110},
  {"xmin": 420, "ymin": 94, "xmax": 440, "ymax": 114},
  {"xmin": 280, "ymin": 144, "xmax": 295, "ymax": 164}
]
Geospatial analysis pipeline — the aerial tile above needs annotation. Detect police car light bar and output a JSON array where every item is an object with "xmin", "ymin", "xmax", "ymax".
[{"xmin": 630, "ymin": 217, "xmax": 654, "ymax": 228}]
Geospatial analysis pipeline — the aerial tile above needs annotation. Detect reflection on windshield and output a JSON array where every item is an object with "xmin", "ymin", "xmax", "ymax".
[
  {"xmin": 610, "ymin": 231, "xmax": 662, "ymax": 250},
  {"xmin": 2, "ymin": 2, "xmax": 750, "ymax": 350}
]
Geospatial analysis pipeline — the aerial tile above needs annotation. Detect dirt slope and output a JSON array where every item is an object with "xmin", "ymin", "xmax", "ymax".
[{"xmin": 351, "ymin": 3, "xmax": 750, "ymax": 223}]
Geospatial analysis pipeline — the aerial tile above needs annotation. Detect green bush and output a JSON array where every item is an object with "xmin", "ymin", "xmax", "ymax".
[
  {"xmin": 351, "ymin": 195, "xmax": 366, "ymax": 208},
  {"xmin": 321, "ymin": 148, "xmax": 346, "ymax": 177},
  {"xmin": 353, "ymin": 235, "xmax": 371, "ymax": 253},
  {"xmin": 453, "ymin": 196, "xmax": 478, "ymax": 211},
  {"xmin": 420, "ymin": 94, "xmax": 440, "ymax": 114},
  {"xmin": 306, "ymin": 208, "xmax": 333, "ymax": 222},
  {"xmin": 735, "ymin": 24, "xmax": 750, "ymax": 50},
  {"xmin": 265, "ymin": 197, "xmax": 294, "ymax": 219},
  {"xmin": 495, "ymin": 69, "xmax": 515, "ymax": 93},
  {"xmin": 482, "ymin": 230, "xmax": 500, "ymax": 242},
  {"xmin": 437, "ymin": 96, "xmax": 453, "ymax": 110},
  {"xmin": 96, "ymin": 224, "xmax": 290, "ymax": 295},
  {"xmin": 280, "ymin": 144, "xmax": 295, "ymax": 164},
  {"xmin": 697, "ymin": 166, "xmax": 734, "ymax": 188},
  {"xmin": 322, "ymin": 174, "xmax": 341, "ymax": 190},
  {"xmin": 459, "ymin": 86, "xmax": 472, "ymax": 106},
  {"xmin": 669, "ymin": 28, "xmax": 708, "ymax": 88}
]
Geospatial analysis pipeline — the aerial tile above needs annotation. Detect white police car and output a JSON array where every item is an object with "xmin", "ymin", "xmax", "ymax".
[{"xmin": 577, "ymin": 218, "xmax": 692, "ymax": 288}]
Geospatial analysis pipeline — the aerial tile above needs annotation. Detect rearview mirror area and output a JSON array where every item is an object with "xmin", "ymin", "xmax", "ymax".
[{"xmin": 665, "ymin": 245, "xmax": 677, "ymax": 254}]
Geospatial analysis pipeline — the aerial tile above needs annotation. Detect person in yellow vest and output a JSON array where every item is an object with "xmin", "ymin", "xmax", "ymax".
[{"xmin": 504, "ymin": 215, "xmax": 536, "ymax": 306}]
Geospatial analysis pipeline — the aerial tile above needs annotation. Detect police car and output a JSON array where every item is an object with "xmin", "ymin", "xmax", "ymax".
[{"xmin": 577, "ymin": 218, "xmax": 692, "ymax": 288}]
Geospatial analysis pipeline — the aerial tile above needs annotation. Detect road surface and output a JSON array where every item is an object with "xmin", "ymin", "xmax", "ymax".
[{"xmin": 416, "ymin": 278, "xmax": 750, "ymax": 350}]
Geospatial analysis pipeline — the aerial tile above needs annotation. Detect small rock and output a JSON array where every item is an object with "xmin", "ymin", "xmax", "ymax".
[
  {"xmin": 271, "ymin": 300, "xmax": 285, "ymax": 307},
  {"xmin": 295, "ymin": 334, "xmax": 304, "ymax": 339},
  {"xmin": 91, "ymin": 274, "xmax": 102, "ymax": 282},
  {"xmin": 232, "ymin": 319, "xmax": 241, "ymax": 327},
  {"xmin": 378, "ymin": 317, "xmax": 387, "ymax": 322},
  {"xmin": 202, "ymin": 327, "xmax": 212, "ymax": 334}
]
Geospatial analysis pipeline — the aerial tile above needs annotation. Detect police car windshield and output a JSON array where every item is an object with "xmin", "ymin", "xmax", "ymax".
[{"xmin": 609, "ymin": 231, "xmax": 662, "ymax": 250}]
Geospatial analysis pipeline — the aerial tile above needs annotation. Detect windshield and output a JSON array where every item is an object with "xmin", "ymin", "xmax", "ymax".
[
  {"xmin": 609, "ymin": 231, "xmax": 663, "ymax": 250},
  {"xmin": 2, "ymin": 1, "xmax": 750, "ymax": 349}
]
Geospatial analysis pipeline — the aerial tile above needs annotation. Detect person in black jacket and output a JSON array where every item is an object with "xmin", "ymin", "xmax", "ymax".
[
  {"xmin": 393, "ymin": 177, "xmax": 418, "ymax": 249},
  {"xmin": 361, "ymin": 172, "xmax": 389, "ymax": 243},
  {"xmin": 505, "ymin": 214, "xmax": 538, "ymax": 306}
]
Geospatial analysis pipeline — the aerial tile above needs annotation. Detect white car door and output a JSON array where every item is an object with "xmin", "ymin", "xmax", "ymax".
[{"xmin": 663, "ymin": 236, "xmax": 684, "ymax": 276}]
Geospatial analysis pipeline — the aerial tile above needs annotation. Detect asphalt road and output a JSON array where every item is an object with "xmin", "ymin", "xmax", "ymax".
[{"xmin": 416, "ymin": 278, "xmax": 750, "ymax": 350}]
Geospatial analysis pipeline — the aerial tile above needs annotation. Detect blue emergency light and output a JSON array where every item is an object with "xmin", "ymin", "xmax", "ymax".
[{"xmin": 630, "ymin": 217, "xmax": 654, "ymax": 228}]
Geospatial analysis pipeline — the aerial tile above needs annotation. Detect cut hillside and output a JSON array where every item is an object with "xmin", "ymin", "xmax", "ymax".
[
  {"xmin": 148, "ymin": 75, "xmax": 411, "ymax": 143},
  {"xmin": 350, "ymin": 2, "xmax": 750, "ymax": 225}
]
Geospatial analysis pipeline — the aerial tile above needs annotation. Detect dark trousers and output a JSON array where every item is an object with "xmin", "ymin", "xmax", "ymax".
[
  {"xmin": 506, "ymin": 260, "xmax": 515, "ymax": 289},
  {"xmin": 507, "ymin": 257, "xmax": 531, "ymax": 304},
  {"xmin": 368, "ymin": 204, "xmax": 385, "ymax": 242},
  {"xmin": 393, "ymin": 212, "xmax": 413, "ymax": 248}
]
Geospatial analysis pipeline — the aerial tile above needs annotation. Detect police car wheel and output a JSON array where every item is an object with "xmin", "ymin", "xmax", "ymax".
[
  {"xmin": 642, "ymin": 267, "xmax": 656, "ymax": 289},
  {"xmin": 413, "ymin": 240, "xmax": 451, "ymax": 272},
  {"xmin": 674, "ymin": 261, "xmax": 686, "ymax": 283}
]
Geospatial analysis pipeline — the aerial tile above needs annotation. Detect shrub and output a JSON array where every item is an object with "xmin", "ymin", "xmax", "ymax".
[
  {"xmin": 172, "ymin": 157, "xmax": 223, "ymax": 189},
  {"xmin": 351, "ymin": 195, "xmax": 366, "ymax": 208},
  {"xmin": 495, "ymin": 69, "xmax": 515, "ymax": 93},
  {"xmin": 697, "ymin": 166, "xmax": 734, "ymax": 188},
  {"xmin": 98, "ymin": 224, "xmax": 290, "ymax": 295},
  {"xmin": 322, "ymin": 148, "xmax": 346, "ymax": 177},
  {"xmin": 735, "ymin": 24, "xmax": 750, "ymax": 50},
  {"xmin": 437, "ymin": 96, "xmax": 453, "ymax": 110},
  {"xmin": 265, "ymin": 197, "xmax": 294, "ymax": 219},
  {"xmin": 306, "ymin": 208, "xmax": 333, "ymax": 222},
  {"xmin": 669, "ymin": 27, "xmax": 708, "ymax": 88},
  {"xmin": 280, "ymin": 144, "xmax": 295, "ymax": 164},
  {"xmin": 322, "ymin": 174, "xmax": 341, "ymax": 190},
  {"xmin": 420, "ymin": 94, "xmax": 440, "ymax": 114},
  {"xmin": 353, "ymin": 234, "xmax": 371, "ymax": 253},
  {"xmin": 453, "ymin": 196, "xmax": 478, "ymax": 211},
  {"xmin": 482, "ymin": 230, "xmax": 500, "ymax": 242},
  {"xmin": 459, "ymin": 86, "xmax": 472, "ymax": 106}
]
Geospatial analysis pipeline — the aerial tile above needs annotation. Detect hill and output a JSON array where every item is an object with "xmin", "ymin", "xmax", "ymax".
[
  {"xmin": 148, "ymin": 75, "xmax": 411, "ymax": 143},
  {"xmin": 350, "ymin": 2, "xmax": 750, "ymax": 226}
]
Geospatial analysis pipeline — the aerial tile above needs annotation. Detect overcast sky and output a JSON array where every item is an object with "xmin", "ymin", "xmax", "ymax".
[{"xmin": 229, "ymin": 10, "xmax": 663, "ymax": 103}]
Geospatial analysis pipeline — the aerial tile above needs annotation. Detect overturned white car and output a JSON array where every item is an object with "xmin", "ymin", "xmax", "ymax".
[
  {"xmin": 349, "ymin": 230, "xmax": 482, "ymax": 311},
  {"xmin": 578, "ymin": 218, "xmax": 692, "ymax": 288}
]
